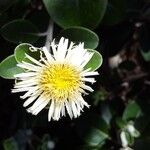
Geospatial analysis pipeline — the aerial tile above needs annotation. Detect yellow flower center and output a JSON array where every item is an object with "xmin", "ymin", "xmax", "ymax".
[{"xmin": 38, "ymin": 63, "xmax": 82, "ymax": 101}]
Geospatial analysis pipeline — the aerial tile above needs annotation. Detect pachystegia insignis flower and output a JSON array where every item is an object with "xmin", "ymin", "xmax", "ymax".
[{"xmin": 12, "ymin": 37, "xmax": 99, "ymax": 121}]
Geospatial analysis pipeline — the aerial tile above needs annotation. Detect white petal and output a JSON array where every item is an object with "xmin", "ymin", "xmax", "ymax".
[
  {"xmin": 20, "ymin": 91, "xmax": 32, "ymax": 99},
  {"xmin": 74, "ymin": 99, "xmax": 83, "ymax": 113},
  {"xmin": 81, "ymin": 85, "xmax": 94, "ymax": 92},
  {"xmin": 65, "ymin": 101, "xmax": 73, "ymax": 119},
  {"xmin": 25, "ymin": 53, "xmax": 44, "ymax": 67},
  {"xmin": 78, "ymin": 88, "xmax": 88, "ymax": 95},
  {"xmin": 78, "ymin": 95, "xmax": 90, "ymax": 108},
  {"xmin": 48, "ymin": 100, "xmax": 55, "ymax": 121},
  {"xmin": 12, "ymin": 86, "xmax": 38, "ymax": 93},
  {"xmin": 57, "ymin": 38, "xmax": 68, "ymax": 61},
  {"xmin": 53, "ymin": 103, "xmax": 62, "ymax": 120},
  {"xmin": 81, "ymin": 71, "xmax": 99, "ymax": 76},
  {"xmin": 15, "ymin": 77, "xmax": 36, "ymax": 84},
  {"xmin": 51, "ymin": 40, "xmax": 57, "ymax": 59},
  {"xmin": 42, "ymin": 46, "xmax": 54, "ymax": 62},
  {"xmin": 31, "ymin": 100, "xmax": 49, "ymax": 115},
  {"xmin": 14, "ymin": 79, "xmax": 37, "ymax": 88},
  {"xmin": 23, "ymin": 91, "xmax": 41, "ymax": 107},
  {"xmin": 71, "ymin": 101, "xmax": 79, "ymax": 118},
  {"xmin": 60, "ymin": 103, "xmax": 66, "ymax": 117},
  {"xmin": 40, "ymin": 52, "xmax": 50, "ymax": 65},
  {"xmin": 14, "ymin": 72, "xmax": 37, "ymax": 78},
  {"xmin": 67, "ymin": 42, "xmax": 74, "ymax": 51},
  {"xmin": 76, "ymin": 99, "xmax": 84, "ymax": 110},
  {"xmin": 20, "ymin": 88, "xmax": 38, "ymax": 99},
  {"xmin": 17, "ymin": 63, "xmax": 41, "ymax": 71},
  {"xmin": 66, "ymin": 45, "xmax": 87, "ymax": 67},
  {"xmin": 81, "ymin": 77, "xmax": 96, "ymax": 83},
  {"xmin": 27, "ymin": 94, "xmax": 48, "ymax": 112},
  {"xmin": 80, "ymin": 52, "xmax": 94, "ymax": 68}
]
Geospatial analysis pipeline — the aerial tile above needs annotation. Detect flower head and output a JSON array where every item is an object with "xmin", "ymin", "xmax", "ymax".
[{"xmin": 12, "ymin": 37, "xmax": 99, "ymax": 121}]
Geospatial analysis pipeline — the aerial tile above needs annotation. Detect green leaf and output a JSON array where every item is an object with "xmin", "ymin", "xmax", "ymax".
[
  {"xmin": 85, "ymin": 128, "xmax": 108, "ymax": 147},
  {"xmin": 101, "ymin": 104, "xmax": 112, "ymax": 124},
  {"xmin": 0, "ymin": 55, "xmax": 24, "ymax": 79},
  {"xmin": 123, "ymin": 101, "xmax": 142, "ymax": 121},
  {"xmin": 140, "ymin": 49, "xmax": 150, "ymax": 62},
  {"xmin": 14, "ymin": 43, "xmax": 40, "ymax": 63},
  {"xmin": 84, "ymin": 49, "xmax": 103, "ymax": 71},
  {"xmin": 59, "ymin": 27, "xmax": 99, "ymax": 49},
  {"xmin": 76, "ymin": 113, "xmax": 109, "ymax": 147},
  {"xmin": 116, "ymin": 117, "xmax": 127, "ymax": 129},
  {"xmin": 125, "ymin": 131, "xmax": 134, "ymax": 145},
  {"xmin": 3, "ymin": 137, "xmax": 19, "ymax": 150},
  {"xmin": 0, "ymin": 0, "xmax": 16, "ymax": 14},
  {"xmin": 93, "ymin": 89, "xmax": 109, "ymax": 106},
  {"xmin": 0, "ymin": 19, "xmax": 39, "ymax": 43},
  {"xmin": 43, "ymin": 0, "xmax": 108, "ymax": 29}
]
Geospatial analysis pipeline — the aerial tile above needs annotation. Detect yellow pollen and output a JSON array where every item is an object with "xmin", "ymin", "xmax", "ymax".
[{"xmin": 38, "ymin": 63, "xmax": 81, "ymax": 101}]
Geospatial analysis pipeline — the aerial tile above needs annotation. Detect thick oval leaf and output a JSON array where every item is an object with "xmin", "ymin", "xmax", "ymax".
[
  {"xmin": 123, "ymin": 101, "xmax": 142, "ymax": 121},
  {"xmin": 140, "ymin": 50, "xmax": 150, "ymax": 62},
  {"xmin": 14, "ymin": 43, "xmax": 40, "ymax": 63},
  {"xmin": 116, "ymin": 117, "xmax": 127, "ymax": 129},
  {"xmin": 0, "ymin": 55, "xmax": 24, "ymax": 79},
  {"xmin": 0, "ymin": 19, "xmax": 39, "ymax": 43},
  {"xmin": 59, "ymin": 27, "xmax": 99, "ymax": 49},
  {"xmin": 76, "ymin": 113, "xmax": 109, "ymax": 147},
  {"xmin": 3, "ymin": 137, "xmax": 19, "ymax": 150},
  {"xmin": 101, "ymin": 104, "xmax": 112, "ymax": 124},
  {"xmin": 85, "ymin": 128, "xmax": 108, "ymax": 147},
  {"xmin": 43, "ymin": 0, "xmax": 108, "ymax": 29},
  {"xmin": 14, "ymin": 43, "xmax": 32, "ymax": 63},
  {"xmin": 84, "ymin": 49, "xmax": 103, "ymax": 71}
]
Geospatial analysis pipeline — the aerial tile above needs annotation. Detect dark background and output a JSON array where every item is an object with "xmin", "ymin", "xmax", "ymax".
[{"xmin": 0, "ymin": 0, "xmax": 150, "ymax": 150}]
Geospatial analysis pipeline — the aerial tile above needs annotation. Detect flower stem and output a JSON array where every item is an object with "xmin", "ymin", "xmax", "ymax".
[{"xmin": 45, "ymin": 20, "xmax": 54, "ymax": 50}]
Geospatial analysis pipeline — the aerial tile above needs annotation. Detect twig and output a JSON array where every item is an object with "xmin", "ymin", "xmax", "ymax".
[
  {"xmin": 123, "ymin": 73, "xmax": 148, "ymax": 82},
  {"xmin": 45, "ymin": 20, "xmax": 54, "ymax": 50}
]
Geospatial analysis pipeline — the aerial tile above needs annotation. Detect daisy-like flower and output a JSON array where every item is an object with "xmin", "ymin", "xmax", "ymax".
[{"xmin": 12, "ymin": 37, "xmax": 99, "ymax": 121}]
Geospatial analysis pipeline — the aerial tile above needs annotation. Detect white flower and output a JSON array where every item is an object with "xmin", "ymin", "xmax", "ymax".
[
  {"xmin": 12, "ymin": 37, "xmax": 99, "ymax": 121},
  {"xmin": 120, "ymin": 147, "xmax": 133, "ymax": 150},
  {"xmin": 120, "ymin": 131, "xmax": 128, "ymax": 148}
]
